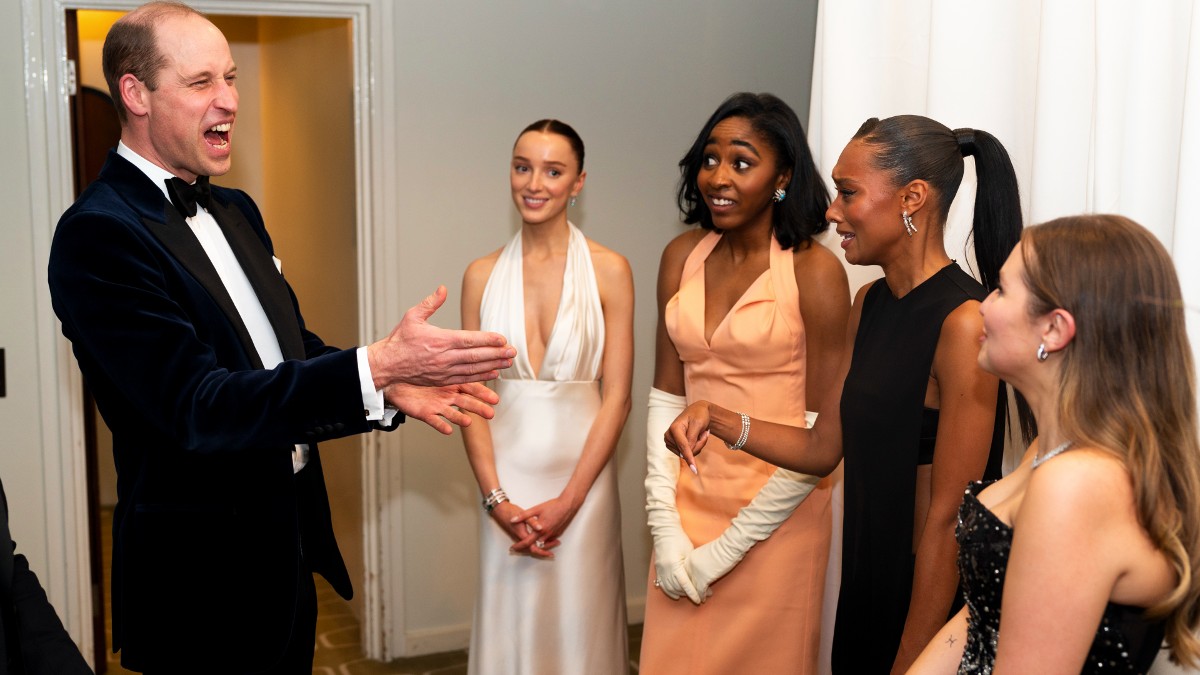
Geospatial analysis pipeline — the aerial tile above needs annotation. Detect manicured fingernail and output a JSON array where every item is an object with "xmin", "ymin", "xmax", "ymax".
[{"xmin": 689, "ymin": 463, "xmax": 698, "ymax": 475}]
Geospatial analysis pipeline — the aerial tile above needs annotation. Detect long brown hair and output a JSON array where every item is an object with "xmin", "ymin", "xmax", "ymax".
[{"xmin": 1021, "ymin": 214, "xmax": 1200, "ymax": 665}]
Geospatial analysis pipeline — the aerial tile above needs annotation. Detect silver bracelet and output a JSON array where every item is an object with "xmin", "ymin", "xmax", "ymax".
[
  {"xmin": 482, "ymin": 487, "xmax": 509, "ymax": 512},
  {"xmin": 725, "ymin": 412, "xmax": 751, "ymax": 450}
]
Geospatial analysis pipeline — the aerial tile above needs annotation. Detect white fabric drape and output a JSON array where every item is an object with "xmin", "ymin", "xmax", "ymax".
[{"xmin": 809, "ymin": 2, "xmax": 1200, "ymax": 673}]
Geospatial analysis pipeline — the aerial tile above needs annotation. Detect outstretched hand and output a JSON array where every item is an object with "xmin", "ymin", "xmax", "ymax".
[
  {"xmin": 664, "ymin": 401, "xmax": 713, "ymax": 473},
  {"xmin": 384, "ymin": 381, "xmax": 499, "ymax": 435},
  {"xmin": 368, "ymin": 286, "xmax": 516, "ymax": 388}
]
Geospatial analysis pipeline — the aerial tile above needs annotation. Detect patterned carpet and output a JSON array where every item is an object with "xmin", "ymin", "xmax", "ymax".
[{"xmin": 99, "ymin": 508, "xmax": 641, "ymax": 674}]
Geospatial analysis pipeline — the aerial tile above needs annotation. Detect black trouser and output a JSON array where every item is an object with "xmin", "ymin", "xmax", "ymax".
[
  {"xmin": 263, "ymin": 567, "xmax": 317, "ymax": 674},
  {"xmin": 144, "ymin": 562, "xmax": 318, "ymax": 674}
]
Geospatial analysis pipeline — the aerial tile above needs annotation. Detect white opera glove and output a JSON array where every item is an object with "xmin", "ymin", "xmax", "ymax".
[
  {"xmin": 686, "ymin": 411, "xmax": 821, "ymax": 601},
  {"xmin": 645, "ymin": 387, "xmax": 701, "ymax": 604}
]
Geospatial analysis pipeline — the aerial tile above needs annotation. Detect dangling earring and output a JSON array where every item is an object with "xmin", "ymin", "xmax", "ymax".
[
  {"xmin": 569, "ymin": 196, "xmax": 577, "ymax": 207},
  {"xmin": 902, "ymin": 210, "xmax": 917, "ymax": 237},
  {"xmin": 1036, "ymin": 343, "xmax": 1050, "ymax": 362},
  {"xmin": 773, "ymin": 188, "xmax": 787, "ymax": 203}
]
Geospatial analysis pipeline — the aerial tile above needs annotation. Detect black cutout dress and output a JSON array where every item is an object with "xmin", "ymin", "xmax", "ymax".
[{"xmin": 832, "ymin": 263, "xmax": 1006, "ymax": 673}]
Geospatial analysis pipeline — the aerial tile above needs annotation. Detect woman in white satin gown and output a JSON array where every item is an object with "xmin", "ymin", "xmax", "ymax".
[{"xmin": 460, "ymin": 119, "xmax": 635, "ymax": 675}]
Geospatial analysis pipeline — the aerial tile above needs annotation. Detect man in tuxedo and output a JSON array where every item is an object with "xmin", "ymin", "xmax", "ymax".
[{"xmin": 47, "ymin": 2, "xmax": 514, "ymax": 672}]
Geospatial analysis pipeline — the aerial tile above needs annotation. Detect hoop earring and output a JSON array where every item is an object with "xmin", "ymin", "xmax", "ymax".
[
  {"xmin": 569, "ymin": 196, "xmax": 577, "ymax": 207},
  {"xmin": 902, "ymin": 211, "xmax": 917, "ymax": 237},
  {"xmin": 1036, "ymin": 343, "xmax": 1050, "ymax": 362},
  {"xmin": 773, "ymin": 188, "xmax": 786, "ymax": 203}
]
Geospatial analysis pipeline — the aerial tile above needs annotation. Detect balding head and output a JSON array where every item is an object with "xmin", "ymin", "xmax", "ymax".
[{"xmin": 102, "ymin": 1, "xmax": 206, "ymax": 124}]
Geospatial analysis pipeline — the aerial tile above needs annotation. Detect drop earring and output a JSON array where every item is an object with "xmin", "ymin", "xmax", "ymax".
[
  {"xmin": 902, "ymin": 210, "xmax": 917, "ymax": 237},
  {"xmin": 569, "ymin": 196, "xmax": 577, "ymax": 207}
]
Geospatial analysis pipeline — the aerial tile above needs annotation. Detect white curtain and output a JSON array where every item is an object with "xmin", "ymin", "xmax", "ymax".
[{"xmin": 809, "ymin": 1, "xmax": 1200, "ymax": 673}]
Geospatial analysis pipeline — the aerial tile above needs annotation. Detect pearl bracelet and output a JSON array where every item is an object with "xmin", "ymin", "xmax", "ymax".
[
  {"xmin": 482, "ymin": 487, "xmax": 509, "ymax": 512},
  {"xmin": 725, "ymin": 412, "xmax": 751, "ymax": 451}
]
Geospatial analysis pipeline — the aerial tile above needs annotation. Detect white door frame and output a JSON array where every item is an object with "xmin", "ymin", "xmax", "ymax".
[{"xmin": 21, "ymin": 0, "xmax": 401, "ymax": 660}]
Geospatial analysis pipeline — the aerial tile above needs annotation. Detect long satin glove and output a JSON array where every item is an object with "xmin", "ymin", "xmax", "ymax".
[
  {"xmin": 645, "ymin": 387, "xmax": 701, "ymax": 603},
  {"xmin": 685, "ymin": 412, "xmax": 821, "ymax": 602}
]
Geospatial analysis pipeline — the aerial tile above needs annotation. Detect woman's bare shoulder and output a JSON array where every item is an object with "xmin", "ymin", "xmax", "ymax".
[
  {"xmin": 792, "ymin": 238, "xmax": 848, "ymax": 288},
  {"xmin": 1023, "ymin": 446, "xmax": 1136, "ymax": 536}
]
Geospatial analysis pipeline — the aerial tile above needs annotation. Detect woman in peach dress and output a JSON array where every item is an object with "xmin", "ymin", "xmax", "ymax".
[{"xmin": 640, "ymin": 93, "xmax": 849, "ymax": 674}]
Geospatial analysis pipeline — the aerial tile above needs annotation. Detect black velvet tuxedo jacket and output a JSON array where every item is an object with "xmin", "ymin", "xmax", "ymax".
[{"xmin": 48, "ymin": 151, "xmax": 379, "ymax": 672}]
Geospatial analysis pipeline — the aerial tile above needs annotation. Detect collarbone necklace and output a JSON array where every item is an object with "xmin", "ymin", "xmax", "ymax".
[{"xmin": 1032, "ymin": 440, "xmax": 1073, "ymax": 469}]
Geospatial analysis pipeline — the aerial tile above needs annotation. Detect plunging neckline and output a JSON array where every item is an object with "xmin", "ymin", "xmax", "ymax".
[
  {"xmin": 479, "ymin": 221, "xmax": 604, "ymax": 384},
  {"xmin": 701, "ymin": 267, "xmax": 770, "ymax": 346},
  {"xmin": 518, "ymin": 248, "xmax": 571, "ymax": 380},
  {"xmin": 698, "ymin": 232, "xmax": 772, "ymax": 346}
]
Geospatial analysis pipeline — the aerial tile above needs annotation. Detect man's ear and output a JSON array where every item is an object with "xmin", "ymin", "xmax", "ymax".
[{"xmin": 120, "ymin": 74, "xmax": 150, "ymax": 118}]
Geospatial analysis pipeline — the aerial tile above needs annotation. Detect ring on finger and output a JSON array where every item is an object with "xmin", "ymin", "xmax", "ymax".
[{"xmin": 535, "ymin": 539, "xmax": 545, "ymax": 548}]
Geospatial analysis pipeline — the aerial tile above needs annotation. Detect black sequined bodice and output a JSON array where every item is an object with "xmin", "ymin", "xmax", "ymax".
[{"xmin": 956, "ymin": 482, "xmax": 1165, "ymax": 674}]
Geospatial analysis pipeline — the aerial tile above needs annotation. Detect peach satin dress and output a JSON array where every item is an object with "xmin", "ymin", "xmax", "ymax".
[{"xmin": 639, "ymin": 231, "xmax": 831, "ymax": 674}]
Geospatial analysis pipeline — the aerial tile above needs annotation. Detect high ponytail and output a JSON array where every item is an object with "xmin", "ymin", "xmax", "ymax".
[
  {"xmin": 854, "ymin": 115, "xmax": 1032, "ymax": 441},
  {"xmin": 953, "ymin": 127, "xmax": 1022, "ymax": 293},
  {"xmin": 853, "ymin": 116, "xmax": 1022, "ymax": 291}
]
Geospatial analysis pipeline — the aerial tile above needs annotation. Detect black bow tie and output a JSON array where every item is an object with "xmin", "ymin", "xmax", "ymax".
[{"xmin": 165, "ymin": 176, "xmax": 212, "ymax": 218}]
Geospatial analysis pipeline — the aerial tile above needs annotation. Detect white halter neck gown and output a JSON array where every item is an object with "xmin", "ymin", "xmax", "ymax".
[{"xmin": 469, "ymin": 223, "xmax": 628, "ymax": 674}]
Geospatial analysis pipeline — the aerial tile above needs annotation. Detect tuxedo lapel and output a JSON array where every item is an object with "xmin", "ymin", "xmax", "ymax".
[
  {"xmin": 142, "ymin": 209, "xmax": 264, "ymax": 368},
  {"xmin": 207, "ymin": 198, "xmax": 306, "ymax": 361},
  {"xmin": 95, "ymin": 152, "xmax": 305, "ymax": 364}
]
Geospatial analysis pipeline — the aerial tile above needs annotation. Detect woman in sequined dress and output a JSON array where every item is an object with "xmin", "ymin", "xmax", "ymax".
[{"xmin": 909, "ymin": 214, "xmax": 1200, "ymax": 674}]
